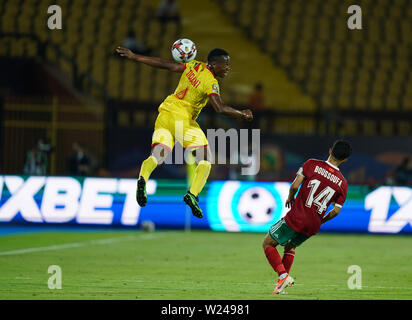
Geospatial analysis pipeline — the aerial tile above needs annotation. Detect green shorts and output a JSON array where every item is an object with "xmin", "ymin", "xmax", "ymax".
[{"xmin": 268, "ymin": 218, "xmax": 309, "ymax": 247}]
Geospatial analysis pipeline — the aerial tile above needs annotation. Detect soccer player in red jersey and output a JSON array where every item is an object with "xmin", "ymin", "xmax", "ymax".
[{"xmin": 262, "ymin": 140, "xmax": 352, "ymax": 294}]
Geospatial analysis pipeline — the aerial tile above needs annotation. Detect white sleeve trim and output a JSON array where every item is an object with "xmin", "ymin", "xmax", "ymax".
[
  {"xmin": 297, "ymin": 167, "xmax": 305, "ymax": 177},
  {"xmin": 335, "ymin": 204, "xmax": 343, "ymax": 208}
]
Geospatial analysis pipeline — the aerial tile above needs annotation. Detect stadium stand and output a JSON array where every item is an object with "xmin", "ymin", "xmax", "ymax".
[
  {"xmin": 0, "ymin": 0, "xmax": 411, "ymax": 181},
  {"xmin": 177, "ymin": 0, "xmax": 316, "ymax": 113},
  {"xmin": 0, "ymin": 0, "xmax": 317, "ymax": 110},
  {"xmin": 215, "ymin": 0, "xmax": 412, "ymax": 114},
  {"xmin": 0, "ymin": 0, "xmax": 181, "ymax": 102}
]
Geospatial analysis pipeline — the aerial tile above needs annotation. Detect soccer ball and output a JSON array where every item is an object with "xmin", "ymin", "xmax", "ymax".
[
  {"xmin": 237, "ymin": 187, "xmax": 276, "ymax": 225},
  {"xmin": 141, "ymin": 220, "xmax": 155, "ymax": 232},
  {"xmin": 171, "ymin": 38, "xmax": 197, "ymax": 63}
]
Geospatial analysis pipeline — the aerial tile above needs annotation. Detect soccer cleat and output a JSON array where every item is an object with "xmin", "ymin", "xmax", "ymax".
[
  {"xmin": 272, "ymin": 275, "xmax": 294, "ymax": 295},
  {"xmin": 183, "ymin": 191, "xmax": 203, "ymax": 218},
  {"xmin": 136, "ymin": 176, "xmax": 147, "ymax": 207}
]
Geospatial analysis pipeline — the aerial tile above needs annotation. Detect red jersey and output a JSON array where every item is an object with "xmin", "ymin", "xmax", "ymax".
[{"xmin": 284, "ymin": 159, "xmax": 348, "ymax": 236}]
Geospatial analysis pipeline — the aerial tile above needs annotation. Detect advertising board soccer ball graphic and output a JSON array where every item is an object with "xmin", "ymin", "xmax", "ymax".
[
  {"xmin": 237, "ymin": 187, "xmax": 276, "ymax": 225},
  {"xmin": 171, "ymin": 38, "xmax": 197, "ymax": 63}
]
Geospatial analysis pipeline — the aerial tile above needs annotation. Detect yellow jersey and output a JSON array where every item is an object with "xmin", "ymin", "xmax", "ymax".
[{"xmin": 158, "ymin": 60, "xmax": 220, "ymax": 120}]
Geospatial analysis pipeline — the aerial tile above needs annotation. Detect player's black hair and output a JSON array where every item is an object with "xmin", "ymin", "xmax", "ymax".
[
  {"xmin": 207, "ymin": 48, "xmax": 229, "ymax": 62},
  {"xmin": 331, "ymin": 140, "xmax": 352, "ymax": 161}
]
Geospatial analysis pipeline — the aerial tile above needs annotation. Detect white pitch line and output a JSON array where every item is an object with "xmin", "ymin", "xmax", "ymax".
[
  {"xmin": 0, "ymin": 232, "xmax": 164, "ymax": 256},
  {"xmin": 318, "ymin": 284, "xmax": 412, "ymax": 290},
  {"xmin": 0, "ymin": 242, "xmax": 85, "ymax": 256}
]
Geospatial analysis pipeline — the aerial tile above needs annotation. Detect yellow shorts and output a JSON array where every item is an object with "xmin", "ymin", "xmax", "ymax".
[{"xmin": 152, "ymin": 110, "xmax": 208, "ymax": 151}]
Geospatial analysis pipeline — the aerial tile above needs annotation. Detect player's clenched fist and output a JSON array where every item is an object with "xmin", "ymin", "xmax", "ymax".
[
  {"xmin": 116, "ymin": 47, "xmax": 135, "ymax": 59},
  {"xmin": 242, "ymin": 109, "xmax": 253, "ymax": 121}
]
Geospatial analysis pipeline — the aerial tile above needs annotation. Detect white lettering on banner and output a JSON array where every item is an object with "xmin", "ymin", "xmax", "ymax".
[
  {"xmin": 77, "ymin": 178, "xmax": 118, "ymax": 225},
  {"xmin": 0, "ymin": 176, "xmax": 158, "ymax": 225},
  {"xmin": 41, "ymin": 177, "xmax": 82, "ymax": 223},
  {"xmin": 119, "ymin": 179, "xmax": 156, "ymax": 225},
  {"xmin": 366, "ymin": 187, "xmax": 412, "ymax": 233},
  {"xmin": 118, "ymin": 179, "xmax": 139, "ymax": 226},
  {"xmin": 4, "ymin": 176, "xmax": 25, "ymax": 193},
  {"xmin": 0, "ymin": 176, "xmax": 45, "ymax": 222}
]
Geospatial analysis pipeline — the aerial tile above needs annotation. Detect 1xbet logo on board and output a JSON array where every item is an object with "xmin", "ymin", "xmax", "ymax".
[{"xmin": 366, "ymin": 187, "xmax": 412, "ymax": 233}]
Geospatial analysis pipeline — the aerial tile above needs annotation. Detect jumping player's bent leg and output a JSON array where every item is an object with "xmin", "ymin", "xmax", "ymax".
[
  {"xmin": 190, "ymin": 146, "xmax": 212, "ymax": 196},
  {"xmin": 184, "ymin": 146, "xmax": 211, "ymax": 218},
  {"xmin": 138, "ymin": 110, "xmax": 175, "ymax": 206},
  {"xmin": 137, "ymin": 144, "xmax": 171, "ymax": 206}
]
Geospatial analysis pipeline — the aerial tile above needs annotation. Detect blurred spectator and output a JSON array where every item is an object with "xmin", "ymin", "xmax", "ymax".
[
  {"xmin": 394, "ymin": 157, "xmax": 412, "ymax": 186},
  {"xmin": 24, "ymin": 148, "xmax": 47, "ymax": 175},
  {"xmin": 23, "ymin": 138, "xmax": 53, "ymax": 175},
  {"xmin": 156, "ymin": 0, "xmax": 181, "ymax": 28},
  {"xmin": 122, "ymin": 29, "xmax": 151, "ymax": 55},
  {"xmin": 37, "ymin": 138, "xmax": 53, "ymax": 154},
  {"xmin": 249, "ymin": 83, "xmax": 265, "ymax": 111},
  {"xmin": 67, "ymin": 142, "xmax": 92, "ymax": 176}
]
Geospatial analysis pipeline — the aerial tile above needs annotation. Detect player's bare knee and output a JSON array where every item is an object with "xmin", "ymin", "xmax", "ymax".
[
  {"xmin": 262, "ymin": 234, "xmax": 277, "ymax": 250},
  {"xmin": 284, "ymin": 243, "xmax": 295, "ymax": 252}
]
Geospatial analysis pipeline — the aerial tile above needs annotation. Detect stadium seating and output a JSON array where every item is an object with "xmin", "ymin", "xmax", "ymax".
[
  {"xmin": 0, "ymin": 0, "xmax": 317, "ymax": 113},
  {"xmin": 0, "ymin": 0, "xmax": 181, "ymax": 101},
  {"xmin": 1, "ymin": 0, "xmax": 410, "ymax": 137},
  {"xmin": 216, "ymin": 0, "xmax": 412, "ymax": 111}
]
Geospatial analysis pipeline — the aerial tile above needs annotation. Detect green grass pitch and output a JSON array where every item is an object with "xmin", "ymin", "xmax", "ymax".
[{"xmin": 0, "ymin": 229, "xmax": 411, "ymax": 300}]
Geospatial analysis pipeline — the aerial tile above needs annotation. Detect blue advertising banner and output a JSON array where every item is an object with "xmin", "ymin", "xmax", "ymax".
[{"xmin": 0, "ymin": 176, "xmax": 411, "ymax": 234}]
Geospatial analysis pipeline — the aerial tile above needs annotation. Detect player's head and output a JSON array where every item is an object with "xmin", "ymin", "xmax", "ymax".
[
  {"xmin": 207, "ymin": 48, "xmax": 230, "ymax": 78},
  {"xmin": 329, "ymin": 140, "xmax": 352, "ymax": 163}
]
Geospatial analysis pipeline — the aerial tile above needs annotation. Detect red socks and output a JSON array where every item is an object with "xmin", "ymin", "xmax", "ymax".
[
  {"xmin": 282, "ymin": 249, "xmax": 295, "ymax": 273},
  {"xmin": 264, "ymin": 247, "xmax": 296, "ymax": 276},
  {"xmin": 264, "ymin": 246, "xmax": 286, "ymax": 276}
]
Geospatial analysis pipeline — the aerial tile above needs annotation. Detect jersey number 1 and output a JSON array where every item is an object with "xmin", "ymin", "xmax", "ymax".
[{"xmin": 305, "ymin": 179, "xmax": 335, "ymax": 214}]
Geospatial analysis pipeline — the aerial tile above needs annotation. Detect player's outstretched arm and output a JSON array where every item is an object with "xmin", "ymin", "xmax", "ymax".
[
  {"xmin": 116, "ymin": 47, "xmax": 184, "ymax": 73},
  {"xmin": 285, "ymin": 174, "xmax": 305, "ymax": 208},
  {"xmin": 321, "ymin": 206, "xmax": 341, "ymax": 224},
  {"xmin": 209, "ymin": 94, "xmax": 253, "ymax": 121}
]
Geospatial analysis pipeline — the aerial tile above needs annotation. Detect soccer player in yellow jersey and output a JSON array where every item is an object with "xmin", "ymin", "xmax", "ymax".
[{"xmin": 116, "ymin": 46, "xmax": 253, "ymax": 218}]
